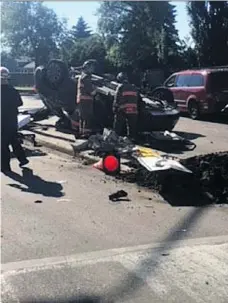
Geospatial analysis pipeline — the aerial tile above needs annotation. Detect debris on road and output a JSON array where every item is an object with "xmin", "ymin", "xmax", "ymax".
[
  {"xmin": 57, "ymin": 180, "xmax": 67, "ymax": 184},
  {"xmin": 34, "ymin": 200, "xmax": 42, "ymax": 203},
  {"xmin": 109, "ymin": 190, "xmax": 128, "ymax": 202},
  {"xmin": 133, "ymin": 146, "xmax": 192, "ymax": 173},
  {"xmin": 90, "ymin": 129, "xmax": 192, "ymax": 175},
  {"xmin": 118, "ymin": 151, "xmax": 228, "ymax": 205},
  {"xmin": 138, "ymin": 130, "xmax": 196, "ymax": 151},
  {"xmin": 57, "ymin": 199, "xmax": 71, "ymax": 202}
]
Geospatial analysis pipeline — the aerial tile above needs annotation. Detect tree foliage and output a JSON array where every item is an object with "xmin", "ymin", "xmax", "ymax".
[
  {"xmin": 2, "ymin": 0, "xmax": 227, "ymax": 78},
  {"xmin": 1, "ymin": 1, "xmax": 66, "ymax": 66},
  {"xmin": 69, "ymin": 35, "xmax": 106, "ymax": 72},
  {"xmin": 71, "ymin": 16, "xmax": 91, "ymax": 39},
  {"xmin": 187, "ymin": 1, "xmax": 228, "ymax": 66},
  {"xmin": 97, "ymin": 1, "xmax": 181, "ymax": 71},
  {"xmin": 60, "ymin": 17, "xmax": 93, "ymax": 64}
]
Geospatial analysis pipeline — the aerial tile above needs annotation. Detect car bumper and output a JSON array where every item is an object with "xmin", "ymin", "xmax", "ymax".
[
  {"xmin": 200, "ymin": 101, "xmax": 228, "ymax": 114},
  {"xmin": 140, "ymin": 112, "xmax": 180, "ymax": 132}
]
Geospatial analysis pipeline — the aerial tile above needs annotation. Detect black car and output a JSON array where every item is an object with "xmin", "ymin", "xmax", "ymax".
[{"xmin": 34, "ymin": 60, "xmax": 180, "ymax": 132}]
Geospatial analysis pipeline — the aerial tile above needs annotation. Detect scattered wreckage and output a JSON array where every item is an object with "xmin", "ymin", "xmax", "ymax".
[
  {"xmin": 73, "ymin": 128, "xmax": 193, "ymax": 181},
  {"xmin": 119, "ymin": 151, "xmax": 228, "ymax": 205},
  {"xmin": 74, "ymin": 128, "xmax": 228, "ymax": 204}
]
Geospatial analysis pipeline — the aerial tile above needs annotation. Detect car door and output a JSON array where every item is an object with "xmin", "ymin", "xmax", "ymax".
[
  {"xmin": 188, "ymin": 73, "xmax": 205, "ymax": 101},
  {"xmin": 164, "ymin": 74, "xmax": 179, "ymax": 100},
  {"xmin": 174, "ymin": 74, "xmax": 192, "ymax": 112}
]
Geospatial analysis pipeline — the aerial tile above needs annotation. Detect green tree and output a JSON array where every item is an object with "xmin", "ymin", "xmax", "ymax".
[
  {"xmin": 71, "ymin": 16, "xmax": 91, "ymax": 39},
  {"xmin": 60, "ymin": 17, "xmax": 92, "ymax": 64},
  {"xmin": 187, "ymin": 1, "xmax": 228, "ymax": 66},
  {"xmin": 1, "ymin": 1, "xmax": 66, "ymax": 66},
  {"xmin": 178, "ymin": 37, "xmax": 198, "ymax": 69},
  {"xmin": 97, "ymin": 1, "xmax": 181, "ymax": 71},
  {"xmin": 69, "ymin": 34, "xmax": 106, "ymax": 72}
]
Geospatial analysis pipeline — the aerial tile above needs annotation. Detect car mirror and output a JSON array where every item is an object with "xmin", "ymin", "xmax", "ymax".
[{"xmin": 167, "ymin": 83, "xmax": 174, "ymax": 88}]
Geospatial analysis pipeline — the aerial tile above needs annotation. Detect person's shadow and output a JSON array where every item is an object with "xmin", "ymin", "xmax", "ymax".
[{"xmin": 5, "ymin": 168, "xmax": 64, "ymax": 198}]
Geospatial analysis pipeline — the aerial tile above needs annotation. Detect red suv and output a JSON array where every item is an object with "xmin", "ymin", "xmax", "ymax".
[{"xmin": 163, "ymin": 67, "xmax": 228, "ymax": 119}]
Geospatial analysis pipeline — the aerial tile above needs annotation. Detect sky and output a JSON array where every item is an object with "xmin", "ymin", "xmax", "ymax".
[{"xmin": 45, "ymin": 1, "xmax": 191, "ymax": 41}]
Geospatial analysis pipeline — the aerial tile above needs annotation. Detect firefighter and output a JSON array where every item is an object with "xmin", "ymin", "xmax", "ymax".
[
  {"xmin": 77, "ymin": 60, "xmax": 97, "ymax": 138},
  {"xmin": 113, "ymin": 72, "xmax": 139, "ymax": 139},
  {"xmin": 1, "ymin": 67, "xmax": 29, "ymax": 173}
]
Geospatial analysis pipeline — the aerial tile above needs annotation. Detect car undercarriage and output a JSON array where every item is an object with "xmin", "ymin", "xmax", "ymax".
[{"xmin": 34, "ymin": 59, "xmax": 180, "ymax": 134}]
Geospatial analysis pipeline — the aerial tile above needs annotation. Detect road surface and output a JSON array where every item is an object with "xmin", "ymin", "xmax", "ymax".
[{"xmin": 1, "ymin": 146, "xmax": 228, "ymax": 302}]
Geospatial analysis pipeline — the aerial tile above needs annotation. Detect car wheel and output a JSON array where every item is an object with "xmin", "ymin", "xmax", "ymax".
[
  {"xmin": 46, "ymin": 60, "xmax": 69, "ymax": 88},
  {"xmin": 151, "ymin": 87, "xmax": 174, "ymax": 104},
  {"xmin": 188, "ymin": 101, "xmax": 200, "ymax": 120}
]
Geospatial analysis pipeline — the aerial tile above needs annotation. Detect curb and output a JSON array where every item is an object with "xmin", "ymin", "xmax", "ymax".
[
  {"xmin": 33, "ymin": 133, "xmax": 99, "ymax": 164},
  {"xmin": 35, "ymin": 134, "xmax": 74, "ymax": 156},
  {"xmin": 17, "ymin": 89, "xmax": 36, "ymax": 95}
]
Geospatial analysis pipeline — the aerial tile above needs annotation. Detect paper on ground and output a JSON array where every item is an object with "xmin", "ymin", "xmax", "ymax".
[{"xmin": 137, "ymin": 156, "xmax": 192, "ymax": 173}]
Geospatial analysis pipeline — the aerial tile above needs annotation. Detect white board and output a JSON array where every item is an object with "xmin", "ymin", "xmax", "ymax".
[
  {"xmin": 137, "ymin": 156, "xmax": 192, "ymax": 174},
  {"xmin": 18, "ymin": 114, "xmax": 31, "ymax": 129}
]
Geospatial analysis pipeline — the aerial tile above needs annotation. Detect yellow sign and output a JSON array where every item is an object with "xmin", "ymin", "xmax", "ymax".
[{"xmin": 136, "ymin": 146, "xmax": 160, "ymax": 158}]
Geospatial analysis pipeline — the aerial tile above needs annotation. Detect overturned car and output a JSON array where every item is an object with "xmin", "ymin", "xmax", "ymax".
[{"xmin": 34, "ymin": 60, "xmax": 180, "ymax": 133}]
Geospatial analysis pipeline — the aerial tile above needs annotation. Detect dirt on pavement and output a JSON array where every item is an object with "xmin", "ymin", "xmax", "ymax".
[{"xmin": 117, "ymin": 152, "xmax": 228, "ymax": 206}]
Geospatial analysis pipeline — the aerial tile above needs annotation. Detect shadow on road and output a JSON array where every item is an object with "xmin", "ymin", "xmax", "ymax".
[
  {"xmin": 23, "ymin": 296, "xmax": 102, "ymax": 303},
  {"xmin": 181, "ymin": 113, "xmax": 228, "ymax": 125},
  {"xmin": 5, "ymin": 168, "xmax": 64, "ymax": 198},
  {"xmin": 20, "ymin": 207, "xmax": 208, "ymax": 303},
  {"xmin": 174, "ymin": 131, "xmax": 205, "ymax": 140},
  {"xmin": 10, "ymin": 147, "xmax": 46, "ymax": 159}
]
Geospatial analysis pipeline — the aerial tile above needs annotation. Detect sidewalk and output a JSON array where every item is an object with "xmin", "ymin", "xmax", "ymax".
[
  {"xmin": 30, "ymin": 116, "xmax": 96, "ymax": 161},
  {"xmin": 2, "ymin": 237, "xmax": 228, "ymax": 302}
]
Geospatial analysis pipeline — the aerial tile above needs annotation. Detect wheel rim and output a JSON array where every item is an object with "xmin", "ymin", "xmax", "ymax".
[
  {"xmin": 46, "ymin": 63, "xmax": 62, "ymax": 84},
  {"xmin": 190, "ymin": 104, "xmax": 198, "ymax": 118}
]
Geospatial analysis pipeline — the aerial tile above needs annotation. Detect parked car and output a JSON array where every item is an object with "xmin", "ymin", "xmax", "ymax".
[{"xmin": 160, "ymin": 67, "xmax": 228, "ymax": 119}]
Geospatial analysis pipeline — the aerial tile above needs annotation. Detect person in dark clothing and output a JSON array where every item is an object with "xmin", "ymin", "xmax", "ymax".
[
  {"xmin": 11, "ymin": 133, "xmax": 29, "ymax": 166},
  {"xmin": 113, "ymin": 72, "xmax": 139, "ymax": 139},
  {"xmin": 1, "ymin": 67, "xmax": 29, "ymax": 172},
  {"xmin": 76, "ymin": 60, "xmax": 97, "ymax": 138}
]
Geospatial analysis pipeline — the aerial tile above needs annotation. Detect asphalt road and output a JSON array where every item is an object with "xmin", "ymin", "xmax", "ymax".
[
  {"xmin": 173, "ymin": 115, "xmax": 228, "ymax": 158},
  {"xmin": 1, "ymin": 147, "xmax": 228, "ymax": 302}
]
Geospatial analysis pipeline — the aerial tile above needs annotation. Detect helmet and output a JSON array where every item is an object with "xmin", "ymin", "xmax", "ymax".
[
  {"xmin": 0, "ymin": 67, "xmax": 10, "ymax": 79},
  {"xmin": 82, "ymin": 59, "xmax": 97, "ymax": 74},
  {"xmin": 117, "ymin": 72, "xmax": 128, "ymax": 83}
]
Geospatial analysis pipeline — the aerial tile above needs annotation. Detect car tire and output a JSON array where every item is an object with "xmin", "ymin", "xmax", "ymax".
[
  {"xmin": 188, "ymin": 100, "xmax": 200, "ymax": 120},
  {"xmin": 46, "ymin": 60, "xmax": 69, "ymax": 88},
  {"xmin": 150, "ymin": 87, "xmax": 174, "ymax": 104}
]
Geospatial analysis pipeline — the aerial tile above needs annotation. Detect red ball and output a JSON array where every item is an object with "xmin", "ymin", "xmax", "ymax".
[{"xmin": 103, "ymin": 155, "xmax": 119, "ymax": 172}]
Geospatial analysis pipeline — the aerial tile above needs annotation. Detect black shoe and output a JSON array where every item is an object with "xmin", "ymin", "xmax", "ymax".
[{"xmin": 19, "ymin": 159, "xmax": 29, "ymax": 167}]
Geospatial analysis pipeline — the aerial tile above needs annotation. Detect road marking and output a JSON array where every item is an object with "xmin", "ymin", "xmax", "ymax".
[{"xmin": 2, "ymin": 235, "xmax": 228, "ymax": 274}]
